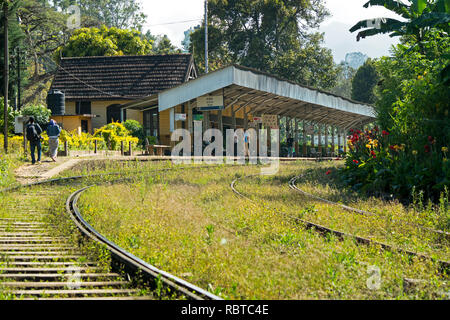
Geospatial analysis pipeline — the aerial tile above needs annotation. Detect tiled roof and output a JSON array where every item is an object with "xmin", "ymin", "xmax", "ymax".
[{"xmin": 50, "ymin": 54, "xmax": 195, "ymax": 100}]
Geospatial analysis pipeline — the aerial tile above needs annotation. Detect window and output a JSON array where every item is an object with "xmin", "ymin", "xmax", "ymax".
[
  {"xmin": 144, "ymin": 108, "xmax": 159, "ymax": 139},
  {"xmin": 81, "ymin": 120, "xmax": 89, "ymax": 133},
  {"xmin": 76, "ymin": 101, "xmax": 91, "ymax": 115},
  {"xmin": 107, "ymin": 104, "xmax": 126, "ymax": 123}
]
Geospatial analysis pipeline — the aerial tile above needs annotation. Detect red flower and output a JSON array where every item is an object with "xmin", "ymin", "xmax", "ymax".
[
  {"xmin": 389, "ymin": 145, "xmax": 395, "ymax": 150},
  {"xmin": 353, "ymin": 160, "xmax": 359, "ymax": 164},
  {"xmin": 382, "ymin": 130, "xmax": 389, "ymax": 136},
  {"xmin": 424, "ymin": 145, "xmax": 430, "ymax": 153},
  {"xmin": 326, "ymin": 170, "xmax": 331, "ymax": 175},
  {"xmin": 371, "ymin": 150, "xmax": 376, "ymax": 156}
]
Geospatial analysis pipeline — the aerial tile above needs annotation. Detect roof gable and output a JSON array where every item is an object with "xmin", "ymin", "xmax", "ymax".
[{"xmin": 50, "ymin": 54, "xmax": 195, "ymax": 100}]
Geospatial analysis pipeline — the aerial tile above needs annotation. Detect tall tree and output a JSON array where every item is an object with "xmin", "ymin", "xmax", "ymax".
[
  {"xmin": 330, "ymin": 62, "xmax": 356, "ymax": 99},
  {"xmin": 0, "ymin": 0, "xmax": 27, "ymax": 107},
  {"xmin": 51, "ymin": 0, "xmax": 147, "ymax": 31},
  {"xmin": 17, "ymin": 0, "xmax": 70, "ymax": 105},
  {"xmin": 351, "ymin": 59, "xmax": 379, "ymax": 104},
  {"xmin": 56, "ymin": 26, "xmax": 153, "ymax": 58},
  {"xmin": 190, "ymin": 0, "xmax": 338, "ymax": 89},
  {"xmin": 151, "ymin": 35, "xmax": 181, "ymax": 55}
]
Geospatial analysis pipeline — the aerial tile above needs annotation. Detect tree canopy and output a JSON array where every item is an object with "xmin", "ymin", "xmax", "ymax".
[
  {"xmin": 56, "ymin": 26, "xmax": 153, "ymax": 59},
  {"xmin": 190, "ymin": 0, "xmax": 339, "ymax": 89},
  {"xmin": 351, "ymin": 59, "xmax": 379, "ymax": 104},
  {"xmin": 51, "ymin": 0, "xmax": 147, "ymax": 31}
]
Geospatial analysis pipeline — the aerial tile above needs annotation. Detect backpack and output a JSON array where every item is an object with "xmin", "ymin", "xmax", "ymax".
[{"xmin": 26, "ymin": 124, "xmax": 39, "ymax": 142}]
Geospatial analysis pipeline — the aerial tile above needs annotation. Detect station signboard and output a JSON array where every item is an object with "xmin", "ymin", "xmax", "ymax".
[
  {"xmin": 175, "ymin": 113, "xmax": 187, "ymax": 121},
  {"xmin": 197, "ymin": 95, "xmax": 224, "ymax": 111},
  {"xmin": 262, "ymin": 114, "xmax": 279, "ymax": 129}
]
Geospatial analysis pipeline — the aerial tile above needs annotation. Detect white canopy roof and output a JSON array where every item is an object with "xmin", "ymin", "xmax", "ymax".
[{"xmin": 127, "ymin": 64, "xmax": 376, "ymax": 128}]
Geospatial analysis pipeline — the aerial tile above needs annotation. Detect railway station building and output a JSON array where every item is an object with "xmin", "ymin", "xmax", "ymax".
[{"xmin": 50, "ymin": 54, "xmax": 375, "ymax": 157}]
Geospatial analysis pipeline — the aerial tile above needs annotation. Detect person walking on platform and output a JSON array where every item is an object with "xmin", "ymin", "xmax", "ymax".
[
  {"xmin": 47, "ymin": 119, "xmax": 61, "ymax": 162},
  {"xmin": 26, "ymin": 117, "xmax": 43, "ymax": 165}
]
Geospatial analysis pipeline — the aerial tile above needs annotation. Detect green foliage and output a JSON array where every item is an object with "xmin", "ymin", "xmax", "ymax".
[
  {"xmin": 342, "ymin": 1, "xmax": 450, "ymax": 202},
  {"xmin": 93, "ymin": 121, "xmax": 138, "ymax": 150},
  {"xmin": 123, "ymin": 119, "xmax": 145, "ymax": 145},
  {"xmin": 152, "ymin": 35, "xmax": 182, "ymax": 55},
  {"xmin": 17, "ymin": 0, "xmax": 70, "ymax": 106},
  {"xmin": 350, "ymin": 0, "xmax": 450, "ymax": 42},
  {"xmin": 330, "ymin": 63, "xmax": 356, "ymax": 99},
  {"xmin": 190, "ymin": 0, "xmax": 338, "ymax": 89},
  {"xmin": 0, "ymin": 0, "xmax": 28, "ymax": 100},
  {"xmin": 56, "ymin": 25, "xmax": 153, "ymax": 59},
  {"xmin": 0, "ymin": 99, "xmax": 20, "ymax": 134},
  {"xmin": 51, "ymin": 0, "xmax": 147, "ymax": 31},
  {"xmin": 350, "ymin": 0, "xmax": 450, "ymax": 85},
  {"xmin": 351, "ymin": 59, "xmax": 379, "ymax": 104},
  {"xmin": 19, "ymin": 104, "xmax": 51, "ymax": 126}
]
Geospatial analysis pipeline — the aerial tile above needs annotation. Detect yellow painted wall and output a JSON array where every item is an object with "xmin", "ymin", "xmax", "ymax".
[
  {"xmin": 65, "ymin": 102, "xmax": 76, "ymax": 115},
  {"xmin": 66, "ymin": 100, "xmax": 137, "ymax": 129},
  {"xmin": 159, "ymin": 109, "xmax": 171, "ymax": 145},
  {"xmin": 127, "ymin": 109, "xmax": 143, "ymax": 123},
  {"xmin": 52, "ymin": 116, "xmax": 81, "ymax": 134}
]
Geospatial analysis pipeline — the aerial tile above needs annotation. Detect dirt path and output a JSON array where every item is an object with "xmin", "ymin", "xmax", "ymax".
[{"xmin": 14, "ymin": 158, "xmax": 82, "ymax": 185}]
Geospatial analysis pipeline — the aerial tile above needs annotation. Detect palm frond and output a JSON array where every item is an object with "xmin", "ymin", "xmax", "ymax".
[
  {"xmin": 356, "ymin": 19, "xmax": 407, "ymax": 41},
  {"xmin": 363, "ymin": 0, "xmax": 411, "ymax": 18},
  {"xmin": 350, "ymin": 17, "xmax": 403, "ymax": 33}
]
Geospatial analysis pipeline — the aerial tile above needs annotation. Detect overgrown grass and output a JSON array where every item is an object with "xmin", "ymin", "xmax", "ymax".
[
  {"xmin": 0, "ymin": 152, "xmax": 26, "ymax": 188},
  {"xmin": 74, "ymin": 160, "xmax": 449, "ymax": 300}
]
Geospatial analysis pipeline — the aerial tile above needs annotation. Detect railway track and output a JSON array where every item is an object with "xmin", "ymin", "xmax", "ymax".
[
  {"xmin": 230, "ymin": 174, "xmax": 450, "ymax": 275},
  {"xmin": 0, "ymin": 187, "xmax": 147, "ymax": 300},
  {"xmin": 0, "ymin": 166, "xmax": 224, "ymax": 300},
  {"xmin": 288, "ymin": 174, "xmax": 450, "ymax": 239}
]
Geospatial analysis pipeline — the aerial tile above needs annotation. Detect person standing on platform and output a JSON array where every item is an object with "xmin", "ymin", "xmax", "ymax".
[{"xmin": 287, "ymin": 134, "xmax": 294, "ymax": 158}]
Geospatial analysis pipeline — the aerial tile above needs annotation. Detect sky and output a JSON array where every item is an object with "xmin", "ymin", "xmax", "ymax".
[{"xmin": 141, "ymin": 0, "xmax": 403, "ymax": 62}]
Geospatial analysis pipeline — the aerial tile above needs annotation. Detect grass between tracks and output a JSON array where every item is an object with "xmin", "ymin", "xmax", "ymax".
[{"xmin": 72, "ymin": 160, "xmax": 449, "ymax": 300}]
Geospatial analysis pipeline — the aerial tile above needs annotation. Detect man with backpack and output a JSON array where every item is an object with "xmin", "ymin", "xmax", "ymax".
[
  {"xmin": 26, "ymin": 117, "xmax": 43, "ymax": 165},
  {"xmin": 46, "ymin": 119, "xmax": 61, "ymax": 162}
]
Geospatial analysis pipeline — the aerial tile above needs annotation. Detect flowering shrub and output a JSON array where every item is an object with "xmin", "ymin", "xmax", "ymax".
[
  {"xmin": 93, "ymin": 122, "xmax": 139, "ymax": 151},
  {"xmin": 340, "ymin": 128, "xmax": 449, "ymax": 201}
]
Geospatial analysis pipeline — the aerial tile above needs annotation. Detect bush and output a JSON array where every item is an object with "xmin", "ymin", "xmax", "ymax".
[
  {"xmin": 340, "ymin": 128, "xmax": 449, "ymax": 201},
  {"xmin": 20, "ymin": 104, "xmax": 52, "ymax": 127},
  {"xmin": 340, "ymin": 31, "xmax": 450, "ymax": 202},
  {"xmin": 123, "ymin": 120, "xmax": 145, "ymax": 146},
  {"xmin": 93, "ymin": 122, "xmax": 139, "ymax": 151}
]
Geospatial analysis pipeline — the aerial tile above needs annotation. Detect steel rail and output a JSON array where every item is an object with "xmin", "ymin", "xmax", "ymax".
[
  {"xmin": 66, "ymin": 187, "xmax": 221, "ymax": 300},
  {"xmin": 230, "ymin": 175, "xmax": 450, "ymax": 274},
  {"xmin": 289, "ymin": 174, "xmax": 450, "ymax": 239},
  {"xmin": 1, "ymin": 164, "xmax": 237, "ymax": 300}
]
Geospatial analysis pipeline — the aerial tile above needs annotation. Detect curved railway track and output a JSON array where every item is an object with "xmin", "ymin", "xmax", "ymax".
[
  {"xmin": 0, "ymin": 165, "xmax": 225, "ymax": 300},
  {"xmin": 289, "ymin": 174, "xmax": 450, "ymax": 239},
  {"xmin": 231, "ymin": 174, "xmax": 450, "ymax": 275}
]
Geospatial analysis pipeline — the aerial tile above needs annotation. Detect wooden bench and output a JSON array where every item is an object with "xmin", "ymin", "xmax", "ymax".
[{"xmin": 146, "ymin": 145, "xmax": 171, "ymax": 156}]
